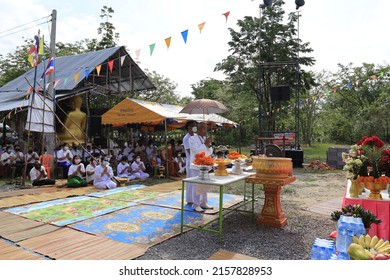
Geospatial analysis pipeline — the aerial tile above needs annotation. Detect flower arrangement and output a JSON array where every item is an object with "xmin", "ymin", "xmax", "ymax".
[
  {"xmin": 341, "ymin": 144, "xmax": 366, "ymax": 180},
  {"xmin": 331, "ymin": 204, "xmax": 381, "ymax": 229},
  {"xmin": 357, "ymin": 135, "xmax": 386, "ymax": 179},
  {"xmin": 193, "ymin": 152, "xmax": 214, "ymax": 166},
  {"xmin": 227, "ymin": 151, "xmax": 247, "ymax": 160}
]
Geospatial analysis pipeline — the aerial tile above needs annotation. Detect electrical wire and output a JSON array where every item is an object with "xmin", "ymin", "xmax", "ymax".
[
  {"xmin": 0, "ymin": 16, "xmax": 51, "ymax": 39},
  {"xmin": 0, "ymin": 15, "xmax": 50, "ymax": 34}
]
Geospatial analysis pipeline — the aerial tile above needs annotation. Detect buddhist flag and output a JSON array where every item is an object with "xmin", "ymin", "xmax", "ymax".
[
  {"xmin": 108, "ymin": 60, "xmax": 114, "ymax": 72},
  {"xmin": 149, "ymin": 43, "xmax": 156, "ymax": 56},
  {"xmin": 27, "ymin": 32, "xmax": 40, "ymax": 67},
  {"xmin": 38, "ymin": 35, "xmax": 44, "ymax": 55},
  {"xmin": 96, "ymin": 65, "xmax": 101, "ymax": 76},
  {"xmin": 198, "ymin": 22, "xmax": 206, "ymax": 33},
  {"xmin": 165, "ymin": 37, "xmax": 171, "ymax": 49},
  {"xmin": 181, "ymin": 29, "xmax": 188, "ymax": 44},
  {"xmin": 222, "ymin": 11, "xmax": 230, "ymax": 22}
]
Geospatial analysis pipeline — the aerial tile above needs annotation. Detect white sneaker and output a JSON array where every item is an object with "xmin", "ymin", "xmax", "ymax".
[
  {"xmin": 200, "ymin": 204, "xmax": 214, "ymax": 209},
  {"xmin": 193, "ymin": 206, "xmax": 205, "ymax": 212}
]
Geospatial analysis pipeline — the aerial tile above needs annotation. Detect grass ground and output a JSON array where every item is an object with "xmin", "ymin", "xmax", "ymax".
[{"xmin": 237, "ymin": 143, "xmax": 349, "ymax": 163}]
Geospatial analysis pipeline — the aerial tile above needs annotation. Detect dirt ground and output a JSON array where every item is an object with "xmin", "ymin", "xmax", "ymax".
[{"xmin": 285, "ymin": 169, "xmax": 346, "ymax": 209}]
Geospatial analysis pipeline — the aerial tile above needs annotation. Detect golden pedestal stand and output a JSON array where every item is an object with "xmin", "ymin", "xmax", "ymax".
[
  {"xmin": 247, "ymin": 156, "xmax": 295, "ymax": 228},
  {"xmin": 214, "ymin": 160, "xmax": 230, "ymax": 176},
  {"xmin": 246, "ymin": 176, "xmax": 296, "ymax": 228}
]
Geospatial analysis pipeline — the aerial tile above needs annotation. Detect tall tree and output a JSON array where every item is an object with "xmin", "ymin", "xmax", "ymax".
[
  {"xmin": 96, "ymin": 6, "xmax": 120, "ymax": 50},
  {"xmin": 215, "ymin": 0, "xmax": 315, "ymax": 139}
]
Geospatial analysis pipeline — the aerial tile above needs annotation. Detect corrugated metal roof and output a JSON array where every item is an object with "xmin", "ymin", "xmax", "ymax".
[{"xmin": 0, "ymin": 46, "xmax": 155, "ymax": 110}]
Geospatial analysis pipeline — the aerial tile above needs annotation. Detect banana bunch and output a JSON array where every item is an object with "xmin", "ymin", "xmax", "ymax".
[{"xmin": 350, "ymin": 234, "xmax": 390, "ymax": 257}]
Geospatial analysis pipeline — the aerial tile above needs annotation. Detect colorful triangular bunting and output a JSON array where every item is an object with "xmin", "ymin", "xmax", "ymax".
[
  {"xmin": 198, "ymin": 22, "xmax": 206, "ymax": 33},
  {"xmin": 181, "ymin": 29, "xmax": 189, "ymax": 44},
  {"xmin": 165, "ymin": 37, "xmax": 171, "ymax": 49}
]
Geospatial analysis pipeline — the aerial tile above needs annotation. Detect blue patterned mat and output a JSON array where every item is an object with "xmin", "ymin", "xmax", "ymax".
[
  {"xmin": 141, "ymin": 191, "xmax": 244, "ymax": 214},
  {"xmin": 70, "ymin": 204, "xmax": 218, "ymax": 247}
]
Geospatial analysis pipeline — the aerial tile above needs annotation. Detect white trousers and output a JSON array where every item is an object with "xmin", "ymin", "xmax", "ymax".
[{"xmin": 189, "ymin": 169, "xmax": 207, "ymax": 207}]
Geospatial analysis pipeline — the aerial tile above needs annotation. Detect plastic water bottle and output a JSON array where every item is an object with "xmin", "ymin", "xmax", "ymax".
[
  {"xmin": 337, "ymin": 251, "xmax": 350, "ymax": 260},
  {"xmin": 311, "ymin": 238, "xmax": 335, "ymax": 260},
  {"xmin": 336, "ymin": 217, "xmax": 348, "ymax": 253}
]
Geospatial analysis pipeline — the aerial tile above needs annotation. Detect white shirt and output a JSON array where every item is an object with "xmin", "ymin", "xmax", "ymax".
[
  {"xmin": 188, "ymin": 134, "xmax": 213, "ymax": 170},
  {"xmin": 57, "ymin": 149, "xmax": 73, "ymax": 163},
  {"xmin": 117, "ymin": 162, "xmax": 130, "ymax": 177},
  {"xmin": 30, "ymin": 166, "xmax": 48, "ymax": 181},
  {"xmin": 94, "ymin": 164, "xmax": 114, "ymax": 185},
  {"xmin": 10, "ymin": 151, "xmax": 24, "ymax": 163},
  {"xmin": 1, "ymin": 152, "xmax": 11, "ymax": 165},
  {"xmin": 85, "ymin": 163, "xmax": 96, "ymax": 182},
  {"xmin": 68, "ymin": 163, "xmax": 86, "ymax": 177},
  {"xmin": 25, "ymin": 151, "xmax": 39, "ymax": 164}
]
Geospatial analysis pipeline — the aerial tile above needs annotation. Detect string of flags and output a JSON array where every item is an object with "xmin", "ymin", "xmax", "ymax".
[{"xmin": 24, "ymin": 9, "xmax": 233, "ymax": 95}]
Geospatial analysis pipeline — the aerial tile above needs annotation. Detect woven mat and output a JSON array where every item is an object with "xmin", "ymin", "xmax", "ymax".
[
  {"xmin": 70, "ymin": 204, "xmax": 218, "ymax": 248},
  {"xmin": 0, "ymin": 212, "xmax": 59, "ymax": 242},
  {"xmin": 141, "ymin": 191, "xmax": 244, "ymax": 214},
  {"xmin": 0, "ymin": 239, "xmax": 46, "ymax": 260},
  {"xmin": 141, "ymin": 180, "xmax": 182, "ymax": 193},
  {"xmin": 4, "ymin": 196, "xmax": 136, "ymax": 226},
  {"xmin": 86, "ymin": 184, "xmax": 163, "ymax": 202},
  {"xmin": 17, "ymin": 227, "xmax": 146, "ymax": 260},
  {"xmin": 0, "ymin": 186, "xmax": 104, "ymax": 209},
  {"xmin": 208, "ymin": 249, "xmax": 259, "ymax": 260}
]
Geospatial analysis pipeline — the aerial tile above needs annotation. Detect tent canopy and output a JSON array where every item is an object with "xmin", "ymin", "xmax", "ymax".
[
  {"xmin": 0, "ymin": 46, "xmax": 155, "ymax": 112},
  {"xmin": 102, "ymin": 98, "xmax": 238, "ymax": 127}
]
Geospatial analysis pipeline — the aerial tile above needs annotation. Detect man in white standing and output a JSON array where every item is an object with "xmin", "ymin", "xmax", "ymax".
[
  {"xmin": 183, "ymin": 121, "xmax": 197, "ymax": 205},
  {"xmin": 189, "ymin": 122, "xmax": 213, "ymax": 212}
]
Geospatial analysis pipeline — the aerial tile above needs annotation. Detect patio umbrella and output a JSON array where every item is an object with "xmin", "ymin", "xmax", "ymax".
[{"xmin": 179, "ymin": 99, "xmax": 229, "ymax": 116}]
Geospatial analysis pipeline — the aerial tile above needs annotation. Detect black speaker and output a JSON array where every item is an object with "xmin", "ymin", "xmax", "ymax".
[
  {"xmin": 285, "ymin": 150, "xmax": 304, "ymax": 168},
  {"xmin": 88, "ymin": 116, "xmax": 102, "ymax": 137},
  {"xmin": 270, "ymin": 85, "xmax": 291, "ymax": 101}
]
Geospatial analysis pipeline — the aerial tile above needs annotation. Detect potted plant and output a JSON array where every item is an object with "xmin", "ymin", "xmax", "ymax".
[{"xmin": 331, "ymin": 204, "xmax": 381, "ymax": 230}]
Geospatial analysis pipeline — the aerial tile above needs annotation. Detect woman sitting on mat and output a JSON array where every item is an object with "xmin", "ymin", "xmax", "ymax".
[
  {"xmin": 85, "ymin": 157, "xmax": 97, "ymax": 185},
  {"xmin": 61, "ymin": 155, "xmax": 88, "ymax": 187},
  {"xmin": 93, "ymin": 156, "xmax": 118, "ymax": 190}
]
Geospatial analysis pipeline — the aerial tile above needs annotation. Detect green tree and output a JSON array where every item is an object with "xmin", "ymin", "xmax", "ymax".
[
  {"xmin": 321, "ymin": 63, "xmax": 390, "ymax": 143},
  {"xmin": 137, "ymin": 70, "xmax": 183, "ymax": 104},
  {"xmin": 215, "ymin": 0, "xmax": 315, "ymax": 140},
  {"xmin": 96, "ymin": 6, "xmax": 119, "ymax": 50}
]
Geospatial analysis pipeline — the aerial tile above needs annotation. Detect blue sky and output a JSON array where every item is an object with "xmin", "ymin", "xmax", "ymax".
[{"xmin": 0, "ymin": 0, "xmax": 389, "ymax": 97}]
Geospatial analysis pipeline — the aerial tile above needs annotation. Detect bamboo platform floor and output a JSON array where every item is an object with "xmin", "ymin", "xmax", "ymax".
[
  {"xmin": 208, "ymin": 249, "xmax": 259, "ymax": 260},
  {"xmin": 0, "ymin": 239, "xmax": 46, "ymax": 260},
  {"xmin": 17, "ymin": 227, "xmax": 147, "ymax": 260},
  {"xmin": 306, "ymin": 196, "xmax": 343, "ymax": 216},
  {"xmin": 0, "ymin": 212, "xmax": 59, "ymax": 243}
]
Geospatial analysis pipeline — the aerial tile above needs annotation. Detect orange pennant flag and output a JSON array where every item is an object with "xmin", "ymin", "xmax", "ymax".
[
  {"xmin": 371, "ymin": 74, "xmax": 377, "ymax": 80},
  {"xmin": 96, "ymin": 65, "xmax": 101, "ymax": 76},
  {"xmin": 108, "ymin": 60, "xmax": 114, "ymax": 72},
  {"xmin": 74, "ymin": 72, "xmax": 80, "ymax": 85},
  {"xmin": 223, "ymin": 11, "xmax": 230, "ymax": 22},
  {"xmin": 165, "ymin": 37, "xmax": 171, "ymax": 49},
  {"xmin": 198, "ymin": 22, "xmax": 206, "ymax": 33}
]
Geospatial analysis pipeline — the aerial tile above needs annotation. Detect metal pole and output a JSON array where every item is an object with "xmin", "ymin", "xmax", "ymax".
[{"xmin": 258, "ymin": 5, "xmax": 263, "ymax": 137}]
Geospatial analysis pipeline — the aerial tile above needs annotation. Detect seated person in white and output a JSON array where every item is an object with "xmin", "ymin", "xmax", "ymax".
[
  {"xmin": 85, "ymin": 157, "xmax": 97, "ymax": 185},
  {"xmin": 62, "ymin": 155, "xmax": 87, "ymax": 187},
  {"xmin": 174, "ymin": 152, "xmax": 186, "ymax": 174},
  {"xmin": 131, "ymin": 155, "xmax": 150, "ymax": 180},
  {"xmin": 29, "ymin": 160, "xmax": 56, "ymax": 186},
  {"xmin": 93, "ymin": 156, "xmax": 117, "ymax": 189},
  {"xmin": 116, "ymin": 156, "xmax": 136, "ymax": 180}
]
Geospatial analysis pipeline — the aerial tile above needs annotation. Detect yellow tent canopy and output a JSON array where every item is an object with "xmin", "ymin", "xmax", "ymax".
[{"xmin": 102, "ymin": 98, "xmax": 238, "ymax": 127}]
